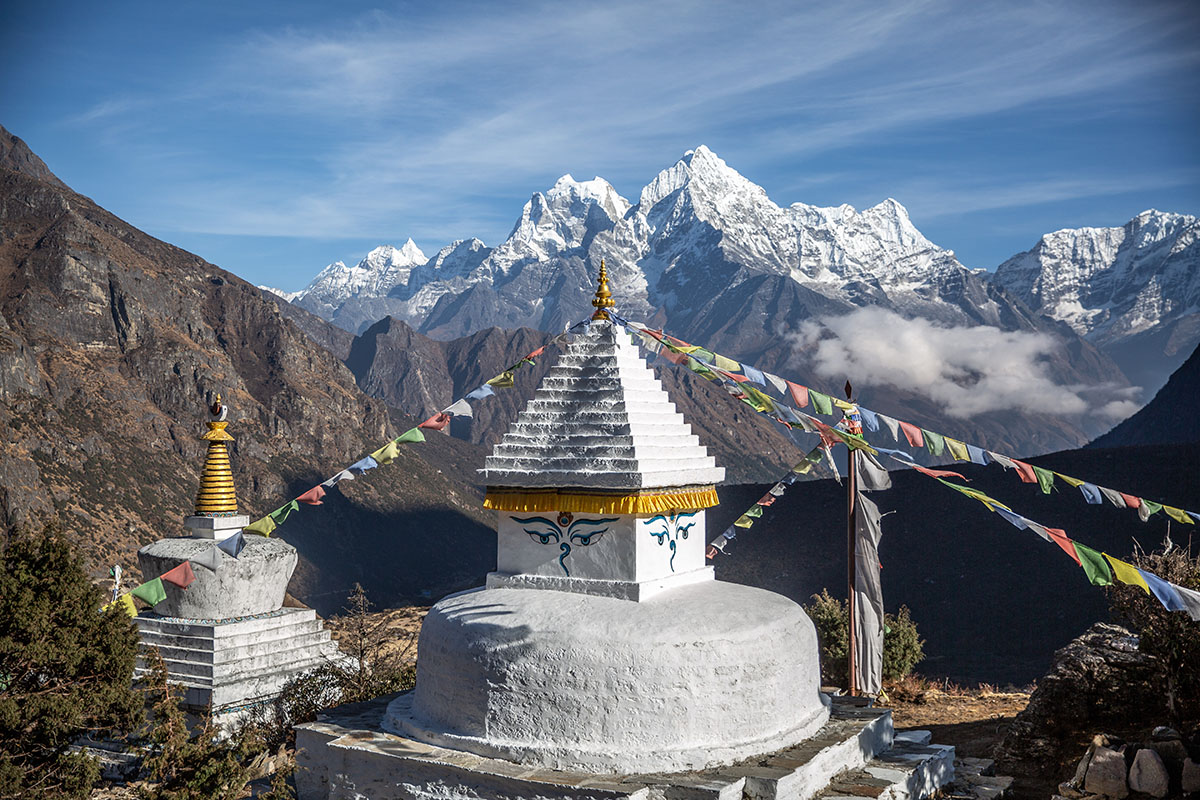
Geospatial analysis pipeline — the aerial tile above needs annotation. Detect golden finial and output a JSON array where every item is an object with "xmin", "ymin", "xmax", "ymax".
[
  {"xmin": 194, "ymin": 393, "xmax": 238, "ymax": 515},
  {"xmin": 591, "ymin": 258, "xmax": 615, "ymax": 320}
]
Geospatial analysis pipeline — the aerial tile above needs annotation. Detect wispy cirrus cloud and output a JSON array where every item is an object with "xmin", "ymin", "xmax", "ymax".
[{"xmin": 23, "ymin": 0, "xmax": 1197, "ymax": 282}]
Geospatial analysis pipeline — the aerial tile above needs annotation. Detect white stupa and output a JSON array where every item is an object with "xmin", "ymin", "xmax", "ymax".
[{"xmin": 380, "ymin": 265, "xmax": 830, "ymax": 773}]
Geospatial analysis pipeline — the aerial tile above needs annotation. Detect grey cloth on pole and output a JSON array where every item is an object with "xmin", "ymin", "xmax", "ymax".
[
  {"xmin": 855, "ymin": 450, "xmax": 892, "ymax": 491},
  {"xmin": 854, "ymin": 490, "xmax": 885, "ymax": 696}
]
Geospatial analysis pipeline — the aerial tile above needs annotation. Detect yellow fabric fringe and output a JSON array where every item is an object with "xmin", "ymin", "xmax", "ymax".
[{"xmin": 484, "ymin": 487, "xmax": 719, "ymax": 514}]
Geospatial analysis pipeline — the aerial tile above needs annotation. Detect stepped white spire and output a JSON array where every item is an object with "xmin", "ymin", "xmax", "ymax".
[{"xmin": 480, "ymin": 318, "xmax": 724, "ymax": 490}]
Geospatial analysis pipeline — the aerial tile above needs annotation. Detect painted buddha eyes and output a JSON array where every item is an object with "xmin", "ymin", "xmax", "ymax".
[
  {"xmin": 513, "ymin": 515, "xmax": 618, "ymax": 576},
  {"xmin": 646, "ymin": 512, "xmax": 698, "ymax": 572}
]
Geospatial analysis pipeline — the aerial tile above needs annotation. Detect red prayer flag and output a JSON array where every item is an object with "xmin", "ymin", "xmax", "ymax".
[
  {"xmin": 706, "ymin": 544, "xmax": 719, "ymax": 560},
  {"xmin": 1045, "ymin": 527, "xmax": 1081, "ymax": 566},
  {"xmin": 786, "ymin": 381, "xmax": 809, "ymax": 408},
  {"xmin": 419, "ymin": 412, "xmax": 451, "ymax": 431},
  {"xmin": 722, "ymin": 371, "xmax": 751, "ymax": 383},
  {"xmin": 297, "ymin": 485, "xmax": 326, "ymax": 505},
  {"xmin": 160, "ymin": 561, "xmax": 195, "ymax": 589},
  {"xmin": 526, "ymin": 346, "xmax": 546, "ymax": 359},
  {"xmin": 661, "ymin": 348, "xmax": 690, "ymax": 365},
  {"xmin": 899, "ymin": 421, "xmax": 924, "ymax": 448},
  {"xmin": 1120, "ymin": 493, "xmax": 1141, "ymax": 509},
  {"xmin": 912, "ymin": 464, "xmax": 968, "ymax": 481},
  {"xmin": 1011, "ymin": 459, "xmax": 1038, "ymax": 484},
  {"xmin": 757, "ymin": 494, "xmax": 776, "ymax": 506}
]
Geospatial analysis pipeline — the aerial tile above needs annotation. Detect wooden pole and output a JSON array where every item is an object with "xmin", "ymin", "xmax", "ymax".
[{"xmin": 845, "ymin": 380, "xmax": 858, "ymax": 697}]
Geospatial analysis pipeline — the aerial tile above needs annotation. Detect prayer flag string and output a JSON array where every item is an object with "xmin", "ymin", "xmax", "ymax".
[{"xmin": 614, "ymin": 316, "xmax": 1200, "ymax": 533}]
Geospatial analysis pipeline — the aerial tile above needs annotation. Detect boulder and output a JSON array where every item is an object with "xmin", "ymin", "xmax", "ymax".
[
  {"xmin": 1128, "ymin": 748, "xmax": 1169, "ymax": 797},
  {"xmin": 1182, "ymin": 758, "xmax": 1200, "ymax": 793},
  {"xmin": 1083, "ymin": 746, "xmax": 1128, "ymax": 798},
  {"xmin": 995, "ymin": 624, "xmax": 1159, "ymax": 775}
]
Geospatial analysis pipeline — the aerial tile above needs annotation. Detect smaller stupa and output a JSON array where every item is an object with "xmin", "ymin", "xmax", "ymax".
[{"xmin": 134, "ymin": 395, "xmax": 345, "ymax": 720}]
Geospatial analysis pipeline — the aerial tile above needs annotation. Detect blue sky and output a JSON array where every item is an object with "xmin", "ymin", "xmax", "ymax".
[{"xmin": 3, "ymin": 0, "xmax": 1198, "ymax": 290}]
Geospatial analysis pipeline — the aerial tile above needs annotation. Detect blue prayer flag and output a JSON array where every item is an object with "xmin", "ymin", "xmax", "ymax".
[
  {"xmin": 1140, "ymin": 569, "xmax": 1185, "ymax": 611},
  {"xmin": 859, "ymin": 407, "xmax": 880, "ymax": 433},
  {"xmin": 1079, "ymin": 483, "xmax": 1104, "ymax": 505},
  {"xmin": 995, "ymin": 508, "xmax": 1029, "ymax": 530},
  {"xmin": 348, "ymin": 456, "xmax": 378, "ymax": 474},
  {"xmin": 741, "ymin": 365, "xmax": 767, "ymax": 386},
  {"xmin": 966, "ymin": 444, "xmax": 990, "ymax": 465},
  {"xmin": 217, "ymin": 531, "xmax": 246, "ymax": 558},
  {"xmin": 466, "ymin": 385, "xmax": 496, "ymax": 401}
]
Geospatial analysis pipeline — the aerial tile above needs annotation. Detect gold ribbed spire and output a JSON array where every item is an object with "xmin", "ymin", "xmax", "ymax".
[
  {"xmin": 194, "ymin": 394, "xmax": 238, "ymax": 515},
  {"xmin": 591, "ymin": 259, "xmax": 615, "ymax": 320}
]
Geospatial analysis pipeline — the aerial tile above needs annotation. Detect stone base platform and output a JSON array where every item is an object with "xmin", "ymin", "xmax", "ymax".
[
  {"xmin": 135, "ymin": 607, "xmax": 347, "ymax": 715},
  {"xmin": 295, "ymin": 695, "xmax": 956, "ymax": 800}
]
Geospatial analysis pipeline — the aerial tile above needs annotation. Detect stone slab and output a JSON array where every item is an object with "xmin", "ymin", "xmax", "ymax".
[{"xmin": 297, "ymin": 696, "xmax": 900, "ymax": 800}]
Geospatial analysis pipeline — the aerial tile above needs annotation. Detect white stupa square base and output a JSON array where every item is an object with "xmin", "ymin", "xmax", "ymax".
[
  {"xmin": 296, "ymin": 694, "xmax": 957, "ymax": 800},
  {"xmin": 134, "ymin": 607, "xmax": 349, "ymax": 718},
  {"xmin": 183, "ymin": 514, "xmax": 249, "ymax": 541}
]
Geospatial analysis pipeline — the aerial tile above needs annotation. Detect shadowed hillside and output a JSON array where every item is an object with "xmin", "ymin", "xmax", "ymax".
[{"xmin": 709, "ymin": 441, "xmax": 1199, "ymax": 685}]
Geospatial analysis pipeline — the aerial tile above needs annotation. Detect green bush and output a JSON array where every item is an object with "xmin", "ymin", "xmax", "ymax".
[
  {"xmin": 804, "ymin": 589, "xmax": 925, "ymax": 688},
  {"xmin": 0, "ymin": 528, "xmax": 142, "ymax": 799}
]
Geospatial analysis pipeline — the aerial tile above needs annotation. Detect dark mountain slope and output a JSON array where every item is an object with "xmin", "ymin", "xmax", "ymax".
[
  {"xmin": 342, "ymin": 316, "xmax": 807, "ymax": 483},
  {"xmin": 709, "ymin": 439, "xmax": 1198, "ymax": 685},
  {"xmin": 1091, "ymin": 342, "xmax": 1200, "ymax": 448},
  {"xmin": 0, "ymin": 125, "xmax": 494, "ymax": 613}
]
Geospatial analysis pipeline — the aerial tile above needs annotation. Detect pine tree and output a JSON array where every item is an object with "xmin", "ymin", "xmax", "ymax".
[{"xmin": 0, "ymin": 528, "xmax": 141, "ymax": 798}]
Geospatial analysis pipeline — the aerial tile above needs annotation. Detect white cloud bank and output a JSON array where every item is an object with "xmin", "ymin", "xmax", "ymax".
[{"xmin": 790, "ymin": 307, "xmax": 1138, "ymax": 420}]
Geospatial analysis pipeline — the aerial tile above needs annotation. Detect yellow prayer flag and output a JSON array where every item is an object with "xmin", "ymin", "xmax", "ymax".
[
  {"xmin": 486, "ymin": 371, "xmax": 515, "ymax": 388},
  {"xmin": 1163, "ymin": 506, "xmax": 1195, "ymax": 525},
  {"xmin": 108, "ymin": 593, "xmax": 138, "ymax": 618},
  {"xmin": 713, "ymin": 354, "xmax": 740, "ymax": 371},
  {"xmin": 945, "ymin": 438, "xmax": 970, "ymax": 462},
  {"xmin": 371, "ymin": 440, "xmax": 400, "ymax": 465},
  {"xmin": 1055, "ymin": 473, "xmax": 1085, "ymax": 488},
  {"xmin": 244, "ymin": 516, "xmax": 277, "ymax": 536},
  {"xmin": 833, "ymin": 398, "xmax": 854, "ymax": 410},
  {"xmin": 734, "ymin": 514, "xmax": 755, "ymax": 528},
  {"xmin": 1103, "ymin": 554, "xmax": 1150, "ymax": 594}
]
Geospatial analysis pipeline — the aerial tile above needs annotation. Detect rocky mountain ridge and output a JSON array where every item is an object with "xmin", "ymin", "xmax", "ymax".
[
  {"xmin": 993, "ymin": 209, "xmax": 1199, "ymax": 393},
  {"xmin": 288, "ymin": 146, "xmax": 1139, "ymax": 455},
  {"xmin": 0, "ymin": 124, "xmax": 497, "ymax": 613}
]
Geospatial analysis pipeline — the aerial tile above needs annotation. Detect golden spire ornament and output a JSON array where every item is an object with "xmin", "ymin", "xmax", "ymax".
[
  {"xmin": 194, "ymin": 393, "xmax": 239, "ymax": 515},
  {"xmin": 591, "ymin": 259, "xmax": 615, "ymax": 320}
]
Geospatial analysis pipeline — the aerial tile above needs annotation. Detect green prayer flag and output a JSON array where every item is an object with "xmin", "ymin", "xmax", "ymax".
[
  {"xmin": 131, "ymin": 577, "xmax": 166, "ymax": 607},
  {"xmin": 936, "ymin": 478, "xmax": 1010, "ymax": 511},
  {"xmin": 395, "ymin": 427, "xmax": 425, "ymax": 444},
  {"xmin": 487, "ymin": 371, "xmax": 515, "ymax": 388},
  {"xmin": 244, "ymin": 516, "xmax": 277, "ymax": 536},
  {"xmin": 693, "ymin": 348, "xmax": 714, "ymax": 363},
  {"xmin": 734, "ymin": 514, "xmax": 755, "ymax": 528},
  {"xmin": 745, "ymin": 505, "xmax": 763, "ymax": 518},
  {"xmin": 686, "ymin": 359, "xmax": 715, "ymax": 378},
  {"xmin": 809, "ymin": 390, "xmax": 833, "ymax": 415},
  {"xmin": 922, "ymin": 429, "xmax": 945, "ymax": 456},
  {"xmin": 1073, "ymin": 542, "xmax": 1113, "ymax": 586},
  {"xmin": 1032, "ymin": 466, "xmax": 1055, "ymax": 495},
  {"xmin": 270, "ymin": 500, "xmax": 300, "ymax": 525},
  {"xmin": 1141, "ymin": 499, "xmax": 1163, "ymax": 518}
]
